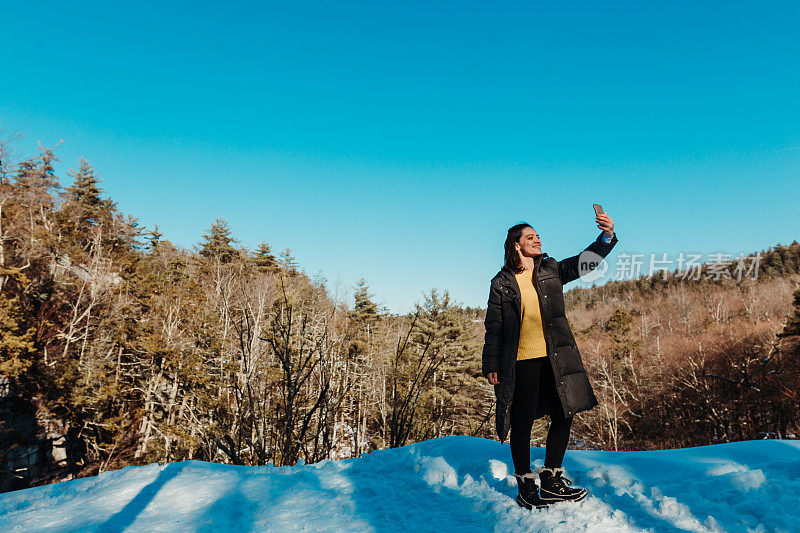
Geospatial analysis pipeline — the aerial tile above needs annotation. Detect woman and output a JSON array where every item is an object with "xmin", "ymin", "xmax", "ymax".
[{"xmin": 481, "ymin": 213, "xmax": 617, "ymax": 509}]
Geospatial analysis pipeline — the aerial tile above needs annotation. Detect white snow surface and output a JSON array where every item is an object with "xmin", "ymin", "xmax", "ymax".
[{"xmin": 1, "ymin": 436, "xmax": 799, "ymax": 532}]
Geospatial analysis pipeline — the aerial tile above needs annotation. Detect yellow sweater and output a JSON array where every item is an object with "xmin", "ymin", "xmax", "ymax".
[{"xmin": 514, "ymin": 269, "xmax": 548, "ymax": 360}]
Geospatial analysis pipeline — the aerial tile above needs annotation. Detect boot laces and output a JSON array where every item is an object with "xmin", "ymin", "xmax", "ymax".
[{"xmin": 554, "ymin": 471, "xmax": 573, "ymax": 490}]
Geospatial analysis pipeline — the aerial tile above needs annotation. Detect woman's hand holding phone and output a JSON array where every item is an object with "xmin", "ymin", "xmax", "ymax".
[{"xmin": 595, "ymin": 208, "xmax": 614, "ymax": 238}]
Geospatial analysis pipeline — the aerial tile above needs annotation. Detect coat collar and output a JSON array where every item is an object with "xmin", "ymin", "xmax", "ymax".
[
  {"xmin": 499, "ymin": 253, "xmax": 549, "ymax": 285},
  {"xmin": 500, "ymin": 252, "xmax": 548, "ymax": 273}
]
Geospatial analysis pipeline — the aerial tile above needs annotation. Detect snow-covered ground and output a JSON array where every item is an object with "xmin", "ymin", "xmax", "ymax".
[{"xmin": 1, "ymin": 436, "xmax": 798, "ymax": 532}]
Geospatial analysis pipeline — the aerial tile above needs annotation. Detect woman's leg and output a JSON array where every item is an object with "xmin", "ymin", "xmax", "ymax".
[
  {"xmin": 544, "ymin": 412, "xmax": 573, "ymax": 468},
  {"xmin": 509, "ymin": 359, "xmax": 544, "ymax": 474},
  {"xmin": 536, "ymin": 357, "xmax": 588, "ymax": 502},
  {"xmin": 541, "ymin": 357, "xmax": 574, "ymax": 468}
]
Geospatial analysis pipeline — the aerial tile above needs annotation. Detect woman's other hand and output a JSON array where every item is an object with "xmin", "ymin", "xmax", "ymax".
[
  {"xmin": 487, "ymin": 372, "xmax": 500, "ymax": 385},
  {"xmin": 596, "ymin": 212, "xmax": 614, "ymax": 238}
]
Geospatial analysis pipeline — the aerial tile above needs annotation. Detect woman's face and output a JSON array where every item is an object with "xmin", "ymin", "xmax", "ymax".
[{"xmin": 515, "ymin": 227, "xmax": 543, "ymax": 258}]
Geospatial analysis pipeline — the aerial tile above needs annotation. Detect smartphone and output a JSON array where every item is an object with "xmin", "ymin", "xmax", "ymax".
[{"xmin": 593, "ymin": 204, "xmax": 604, "ymax": 216}]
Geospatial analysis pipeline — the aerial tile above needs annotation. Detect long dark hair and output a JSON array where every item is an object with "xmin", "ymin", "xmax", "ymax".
[{"xmin": 504, "ymin": 222, "xmax": 533, "ymax": 274}]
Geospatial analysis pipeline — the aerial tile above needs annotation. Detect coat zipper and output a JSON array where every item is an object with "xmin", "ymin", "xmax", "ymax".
[
  {"xmin": 503, "ymin": 257, "xmax": 553, "ymax": 424},
  {"xmin": 500, "ymin": 256, "xmax": 571, "ymax": 426},
  {"xmin": 532, "ymin": 259, "xmax": 551, "ymax": 357},
  {"xmin": 533, "ymin": 259, "xmax": 569, "ymax": 414}
]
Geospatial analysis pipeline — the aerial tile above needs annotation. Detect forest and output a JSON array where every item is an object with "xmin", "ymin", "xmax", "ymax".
[{"xmin": 1, "ymin": 140, "xmax": 799, "ymax": 492}]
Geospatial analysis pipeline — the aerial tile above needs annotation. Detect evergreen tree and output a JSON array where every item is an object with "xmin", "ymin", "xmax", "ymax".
[
  {"xmin": 604, "ymin": 307, "xmax": 641, "ymax": 365},
  {"xmin": 199, "ymin": 218, "xmax": 240, "ymax": 263},
  {"xmin": 278, "ymin": 248, "xmax": 299, "ymax": 273},
  {"xmin": 409, "ymin": 288, "xmax": 471, "ymax": 440},
  {"xmin": 0, "ymin": 267, "xmax": 37, "ymax": 379},
  {"xmin": 412, "ymin": 288, "xmax": 467, "ymax": 350},
  {"xmin": 62, "ymin": 158, "xmax": 115, "ymax": 235},
  {"xmin": 14, "ymin": 145, "xmax": 60, "ymax": 191},
  {"xmin": 351, "ymin": 278, "xmax": 379, "ymax": 326},
  {"xmin": 786, "ymin": 242, "xmax": 800, "ymax": 275},
  {"xmin": 146, "ymin": 225, "xmax": 163, "ymax": 251},
  {"xmin": 347, "ymin": 277, "xmax": 379, "ymax": 360},
  {"xmin": 251, "ymin": 241, "xmax": 278, "ymax": 272},
  {"xmin": 12, "ymin": 147, "xmax": 61, "ymax": 213},
  {"xmin": 764, "ymin": 250, "xmax": 785, "ymax": 277}
]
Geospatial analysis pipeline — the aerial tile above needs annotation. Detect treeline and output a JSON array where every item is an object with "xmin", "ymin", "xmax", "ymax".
[
  {"xmin": 0, "ymin": 142, "xmax": 489, "ymax": 491},
  {"xmin": 562, "ymin": 241, "xmax": 800, "ymax": 450},
  {"xmin": 1, "ymin": 139, "xmax": 799, "ymax": 493}
]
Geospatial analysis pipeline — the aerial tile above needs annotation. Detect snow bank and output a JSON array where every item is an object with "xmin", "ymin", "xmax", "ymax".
[{"xmin": 1, "ymin": 437, "xmax": 798, "ymax": 532}]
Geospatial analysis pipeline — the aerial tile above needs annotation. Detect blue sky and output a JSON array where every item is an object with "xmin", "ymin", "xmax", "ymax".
[{"xmin": 2, "ymin": 1, "xmax": 799, "ymax": 313}]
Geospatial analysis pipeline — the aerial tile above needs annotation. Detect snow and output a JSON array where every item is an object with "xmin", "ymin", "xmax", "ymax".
[{"xmin": 1, "ymin": 436, "xmax": 799, "ymax": 532}]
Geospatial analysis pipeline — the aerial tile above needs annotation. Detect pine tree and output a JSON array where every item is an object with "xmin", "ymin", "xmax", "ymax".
[
  {"xmin": 63, "ymin": 158, "xmax": 115, "ymax": 235},
  {"xmin": 764, "ymin": 250, "xmax": 785, "ymax": 278},
  {"xmin": 0, "ymin": 267, "xmax": 37, "ymax": 379},
  {"xmin": 351, "ymin": 278, "xmax": 378, "ymax": 326},
  {"xmin": 278, "ymin": 248, "xmax": 299, "ymax": 273},
  {"xmin": 8, "ymin": 147, "xmax": 64, "ymax": 268},
  {"xmin": 412, "ymin": 288, "xmax": 467, "ymax": 350},
  {"xmin": 604, "ymin": 308, "xmax": 641, "ymax": 367},
  {"xmin": 12, "ymin": 147, "xmax": 61, "ymax": 213},
  {"xmin": 146, "ymin": 225, "xmax": 163, "ymax": 251},
  {"xmin": 251, "ymin": 241, "xmax": 278, "ymax": 272},
  {"xmin": 410, "ymin": 288, "xmax": 471, "ymax": 440},
  {"xmin": 14, "ymin": 145, "xmax": 60, "ymax": 191},
  {"xmin": 347, "ymin": 277, "xmax": 379, "ymax": 360},
  {"xmin": 785, "ymin": 242, "xmax": 800, "ymax": 275},
  {"xmin": 199, "ymin": 218, "xmax": 240, "ymax": 263}
]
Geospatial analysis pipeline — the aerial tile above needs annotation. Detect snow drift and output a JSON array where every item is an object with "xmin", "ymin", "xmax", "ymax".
[{"xmin": 1, "ymin": 436, "xmax": 798, "ymax": 532}]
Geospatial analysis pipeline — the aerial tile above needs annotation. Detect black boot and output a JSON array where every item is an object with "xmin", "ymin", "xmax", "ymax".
[
  {"xmin": 514, "ymin": 472, "xmax": 549, "ymax": 510},
  {"xmin": 535, "ymin": 466, "xmax": 588, "ymax": 503}
]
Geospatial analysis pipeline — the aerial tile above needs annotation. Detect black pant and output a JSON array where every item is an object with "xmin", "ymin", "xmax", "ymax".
[{"xmin": 510, "ymin": 356, "xmax": 574, "ymax": 474}]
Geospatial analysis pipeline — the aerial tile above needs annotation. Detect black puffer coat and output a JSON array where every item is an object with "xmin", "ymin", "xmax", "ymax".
[{"xmin": 481, "ymin": 231, "xmax": 618, "ymax": 442}]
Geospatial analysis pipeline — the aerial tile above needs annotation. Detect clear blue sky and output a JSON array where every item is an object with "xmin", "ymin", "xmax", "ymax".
[{"xmin": 2, "ymin": 1, "xmax": 799, "ymax": 313}]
